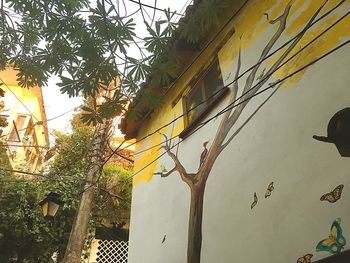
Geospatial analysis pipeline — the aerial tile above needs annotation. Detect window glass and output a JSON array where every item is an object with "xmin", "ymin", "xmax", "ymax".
[
  {"xmin": 184, "ymin": 60, "xmax": 224, "ymax": 129},
  {"xmin": 187, "ymin": 86, "xmax": 206, "ymax": 124},
  {"xmin": 204, "ymin": 63, "xmax": 224, "ymax": 99},
  {"xmin": 8, "ymin": 115, "xmax": 27, "ymax": 142}
]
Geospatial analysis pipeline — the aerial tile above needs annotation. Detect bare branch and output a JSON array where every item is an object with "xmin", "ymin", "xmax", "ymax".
[
  {"xmin": 221, "ymin": 48, "xmax": 242, "ymax": 136},
  {"xmin": 221, "ymin": 83, "xmax": 282, "ymax": 150},
  {"xmin": 240, "ymin": 2, "xmax": 292, "ymax": 101},
  {"xmin": 222, "ymin": 1, "xmax": 327, "ymax": 142},
  {"xmin": 100, "ymin": 188, "xmax": 125, "ymax": 200},
  {"xmin": 160, "ymin": 144, "xmax": 195, "ymax": 186},
  {"xmin": 154, "ymin": 166, "xmax": 176, "ymax": 177},
  {"xmin": 259, "ymin": 0, "xmax": 328, "ymax": 84}
]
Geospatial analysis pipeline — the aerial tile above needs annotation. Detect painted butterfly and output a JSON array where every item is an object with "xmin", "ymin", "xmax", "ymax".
[
  {"xmin": 265, "ymin": 182, "xmax": 274, "ymax": 198},
  {"xmin": 297, "ymin": 254, "xmax": 313, "ymax": 263},
  {"xmin": 251, "ymin": 192, "xmax": 258, "ymax": 209},
  {"xmin": 320, "ymin": 184, "xmax": 344, "ymax": 203},
  {"xmin": 316, "ymin": 218, "xmax": 346, "ymax": 254}
]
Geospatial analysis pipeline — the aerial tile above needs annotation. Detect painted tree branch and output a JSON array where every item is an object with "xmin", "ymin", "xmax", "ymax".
[
  {"xmin": 160, "ymin": 144, "xmax": 196, "ymax": 186},
  {"xmin": 221, "ymin": 83, "xmax": 282, "ymax": 149},
  {"xmin": 157, "ymin": 134, "xmax": 196, "ymax": 186},
  {"xmin": 220, "ymin": 0, "xmax": 328, "ymax": 150},
  {"xmin": 154, "ymin": 166, "xmax": 177, "ymax": 177},
  {"xmin": 239, "ymin": 2, "xmax": 292, "ymax": 102},
  {"xmin": 221, "ymin": 48, "xmax": 242, "ymax": 136}
]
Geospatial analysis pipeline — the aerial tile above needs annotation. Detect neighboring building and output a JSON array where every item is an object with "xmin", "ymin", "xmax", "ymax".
[
  {"xmin": 121, "ymin": 0, "xmax": 350, "ymax": 262},
  {"xmin": 109, "ymin": 136, "xmax": 135, "ymax": 171},
  {"xmin": 0, "ymin": 67, "xmax": 49, "ymax": 172}
]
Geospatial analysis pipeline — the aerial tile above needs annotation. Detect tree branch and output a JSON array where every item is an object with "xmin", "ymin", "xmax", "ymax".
[
  {"xmin": 221, "ymin": 48, "xmax": 241, "ymax": 136},
  {"xmin": 259, "ymin": 0, "xmax": 328, "ymax": 84},
  {"xmin": 221, "ymin": 1, "xmax": 327, "ymax": 145},
  {"xmin": 221, "ymin": 83, "xmax": 281, "ymax": 150},
  {"xmin": 100, "ymin": 187, "xmax": 125, "ymax": 200},
  {"xmin": 158, "ymin": 134, "xmax": 195, "ymax": 186},
  {"xmin": 154, "ymin": 166, "xmax": 177, "ymax": 177},
  {"xmin": 239, "ymin": 2, "xmax": 292, "ymax": 101}
]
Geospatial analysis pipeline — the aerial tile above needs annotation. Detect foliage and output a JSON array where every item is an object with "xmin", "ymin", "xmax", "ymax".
[
  {"xmin": 96, "ymin": 164, "xmax": 132, "ymax": 221},
  {"xmin": 0, "ymin": 85, "xmax": 8, "ymax": 134},
  {"xmin": 0, "ymin": 118, "xmax": 132, "ymax": 262},
  {"xmin": 0, "ymin": 176, "xmax": 58, "ymax": 263},
  {"xmin": 0, "ymin": 0, "xmax": 230, "ymax": 122}
]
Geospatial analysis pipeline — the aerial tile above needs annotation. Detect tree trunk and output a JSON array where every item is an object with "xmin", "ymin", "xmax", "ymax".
[
  {"xmin": 63, "ymin": 119, "xmax": 111, "ymax": 263},
  {"xmin": 187, "ymin": 184, "xmax": 206, "ymax": 263}
]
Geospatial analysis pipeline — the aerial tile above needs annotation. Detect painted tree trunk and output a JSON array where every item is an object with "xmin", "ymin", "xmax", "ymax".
[{"xmin": 187, "ymin": 184, "xmax": 206, "ymax": 263}]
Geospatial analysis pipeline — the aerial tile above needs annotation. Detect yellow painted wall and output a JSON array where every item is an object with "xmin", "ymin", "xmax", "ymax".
[
  {"xmin": 133, "ymin": 0, "xmax": 350, "ymax": 185},
  {"xmin": 0, "ymin": 67, "xmax": 49, "ymax": 171}
]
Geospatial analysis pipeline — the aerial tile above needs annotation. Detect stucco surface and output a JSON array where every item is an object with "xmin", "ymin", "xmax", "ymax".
[{"xmin": 128, "ymin": 0, "xmax": 350, "ymax": 262}]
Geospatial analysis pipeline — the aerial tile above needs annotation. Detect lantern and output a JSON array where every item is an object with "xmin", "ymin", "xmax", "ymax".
[{"xmin": 39, "ymin": 192, "xmax": 63, "ymax": 219}]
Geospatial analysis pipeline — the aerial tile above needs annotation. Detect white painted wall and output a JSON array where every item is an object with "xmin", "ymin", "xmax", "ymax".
[{"xmin": 128, "ymin": 1, "xmax": 350, "ymax": 262}]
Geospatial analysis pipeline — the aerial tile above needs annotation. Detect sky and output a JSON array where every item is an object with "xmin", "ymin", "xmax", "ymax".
[{"xmin": 42, "ymin": 0, "xmax": 192, "ymax": 139}]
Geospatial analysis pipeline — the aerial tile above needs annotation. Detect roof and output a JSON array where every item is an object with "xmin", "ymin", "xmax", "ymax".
[{"xmin": 120, "ymin": 0, "xmax": 245, "ymax": 139}]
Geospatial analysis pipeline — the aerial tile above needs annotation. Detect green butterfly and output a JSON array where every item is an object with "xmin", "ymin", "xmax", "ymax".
[{"xmin": 316, "ymin": 218, "xmax": 346, "ymax": 254}]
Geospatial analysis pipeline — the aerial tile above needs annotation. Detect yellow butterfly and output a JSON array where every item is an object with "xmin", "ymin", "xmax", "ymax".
[
  {"xmin": 251, "ymin": 192, "xmax": 258, "ymax": 209},
  {"xmin": 265, "ymin": 182, "xmax": 274, "ymax": 198},
  {"xmin": 297, "ymin": 254, "xmax": 313, "ymax": 263},
  {"xmin": 320, "ymin": 184, "xmax": 344, "ymax": 203}
]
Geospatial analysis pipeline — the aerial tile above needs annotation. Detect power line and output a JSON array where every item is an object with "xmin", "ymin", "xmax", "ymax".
[
  {"xmin": 106, "ymin": 2, "xmax": 347, "ymax": 158},
  {"xmin": 46, "ymin": 107, "xmax": 79, "ymax": 122},
  {"xmin": 128, "ymin": 38, "xmax": 350, "ymax": 179},
  {"xmin": 127, "ymin": 0, "xmax": 184, "ymax": 16},
  {"xmin": 0, "ymin": 78, "xmax": 58, "ymax": 140},
  {"xmin": 0, "ymin": 106, "xmax": 78, "ymax": 139},
  {"xmin": 175, "ymin": 0, "xmax": 192, "ymax": 23},
  {"xmin": 0, "ymin": 167, "xmax": 49, "ymax": 178},
  {"xmin": 1, "ymin": 144, "xmax": 49, "ymax": 149}
]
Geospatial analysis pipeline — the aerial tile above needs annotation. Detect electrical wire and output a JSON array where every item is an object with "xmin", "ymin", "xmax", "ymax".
[
  {"xmin": 175, "ymin": 0, "xmax": 193, "ymax": 23},
  {"xmin": 0, "ymin": 106, "xmax": 78, "ymax": 139},
  {"xmin": 128, "ymin": 37, "xmax": 350, "ymax": 179},
  {"xmin": 1, "ymin": 144, "xmax": 49, "ymax": 149},
  {"xmin": 127, "ymin": 0, "xmax": 184, "ymax": 17},
  {"xmin": 0, "ymin": 167, "xmax": 49, "ymax": 178},
  {"xmin": 0, "ymin": 78, "xmax": 59, "ymax": 140},
  {"xmin": 106, "ymin": 1, "xmax": 347, "ymax": 158}
]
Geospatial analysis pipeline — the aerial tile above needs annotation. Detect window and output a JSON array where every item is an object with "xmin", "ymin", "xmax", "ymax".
[
  {"xmin": 180, "ymin": 60, "xmax": 227, "ymax": 138},
  {"xmin": 8, "ymin": 115, "xmax": 27, "ymax": 142}
]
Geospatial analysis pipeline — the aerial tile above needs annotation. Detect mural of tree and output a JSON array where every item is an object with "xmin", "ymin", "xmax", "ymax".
[{"xmin": 154, "ymin": 1, "xmax": 345, "ymax": 262}]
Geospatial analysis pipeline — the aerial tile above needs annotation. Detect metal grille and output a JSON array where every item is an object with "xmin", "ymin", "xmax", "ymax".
[{"xmin": 96, "ymin": 240, "xmax": 128, "ymax": 263}]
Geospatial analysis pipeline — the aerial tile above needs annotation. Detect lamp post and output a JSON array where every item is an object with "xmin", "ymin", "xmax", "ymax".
[{"xmin": 39, "ymin": 192, "xmax": 63, "ymax": 219}]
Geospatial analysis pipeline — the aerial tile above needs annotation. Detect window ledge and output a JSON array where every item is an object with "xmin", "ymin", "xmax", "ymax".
[{"xmin": 179, "ymin": 87, "xmax": 229, "ymax": 139}]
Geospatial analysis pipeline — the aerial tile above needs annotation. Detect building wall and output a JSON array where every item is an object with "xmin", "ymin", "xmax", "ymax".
[
  {"xmin": 0, "ymin": 67, "xmax": 49, "ymax": 171},
  {"xmin": 128, "ymin": 0, "xmax": 350, "ymax": 262}
]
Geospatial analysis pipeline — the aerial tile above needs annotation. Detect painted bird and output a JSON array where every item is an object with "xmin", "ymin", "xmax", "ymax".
[{"xmin": 199, "ymin": 141, "xmax": 209, "ymax": 169}]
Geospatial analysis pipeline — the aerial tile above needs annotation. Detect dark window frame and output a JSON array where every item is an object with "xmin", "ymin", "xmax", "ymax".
[{"xmin": 179, "ymin": 59, "xmax": 228, "ymax": 139}]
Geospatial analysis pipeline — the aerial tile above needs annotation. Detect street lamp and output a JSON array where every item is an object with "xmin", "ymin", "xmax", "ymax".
[{"xmin": 39, "ymin": 192, "xmax": 63, "ymax": 219}]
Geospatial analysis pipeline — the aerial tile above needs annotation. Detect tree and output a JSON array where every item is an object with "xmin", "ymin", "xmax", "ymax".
[
  {"xmin": 0, "ymin": 0, "xmax": 229, "ymax": 123},
  {"xmin": 153, "ymin": 1, "xmax": 343, "ymax": 262},
  {"xmin": 0, "ymin": 118, "xmax": 132, "ymax": 262}
]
